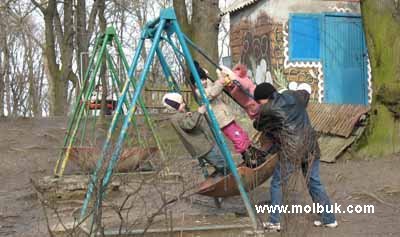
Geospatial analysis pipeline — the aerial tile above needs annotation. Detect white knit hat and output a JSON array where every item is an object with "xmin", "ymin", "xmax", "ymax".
[{"xmin": 162, "ymin": 92, "xmax": 183, "ymax": 110}]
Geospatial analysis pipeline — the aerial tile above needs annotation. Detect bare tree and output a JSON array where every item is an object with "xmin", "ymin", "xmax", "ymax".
[
  {"xmin": 0, "ymin": 1, "xmax": 44, "ymax": 116},
  {"xmin": 0, "ymin": 1, "xmax": 10, "ymax": 116},
  {"xmin": 0, "ymin": 0, "xmax": 219, "ymax": 117},
  {"xmin": 30, "ymin": 0, "xmax": 78, "ymax": 116}
]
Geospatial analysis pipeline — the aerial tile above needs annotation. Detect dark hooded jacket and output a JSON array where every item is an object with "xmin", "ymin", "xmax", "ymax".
[{"xmin": 253, "ymin": 90, "xmax": 319, "ymax": 163}]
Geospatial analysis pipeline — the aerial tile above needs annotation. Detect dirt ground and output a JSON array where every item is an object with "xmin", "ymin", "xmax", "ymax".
[{"xmin": 0, "ymin": 117, "xmax": 400, "ymax": 237}]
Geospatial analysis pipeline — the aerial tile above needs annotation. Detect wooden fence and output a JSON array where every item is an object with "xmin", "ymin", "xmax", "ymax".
[
  {"xmin": 142, "ymin": 87, "xmax": 243, "ymax": 114},
  {"xmin": 141, "ymin": 87, "xmax": 193, "ymax": 112}
]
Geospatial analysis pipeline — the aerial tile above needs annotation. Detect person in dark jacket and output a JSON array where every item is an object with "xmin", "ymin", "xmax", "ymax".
[
  {"xmin": 162, "ymin": 92, "xmax": 227, "ymax": 176},
  {"xmin": 253, "ymin": 82, "xmax": 337, "ymax": 231}
]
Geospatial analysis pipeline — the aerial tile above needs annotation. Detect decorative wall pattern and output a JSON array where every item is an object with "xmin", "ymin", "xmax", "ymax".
[
  {"xmin": 367, "ymin": 58, "xmax": 372, "ymax": 103},
  {"xmin": 329, "ymin": 6, "xmax": 352, "ymax": 13}
]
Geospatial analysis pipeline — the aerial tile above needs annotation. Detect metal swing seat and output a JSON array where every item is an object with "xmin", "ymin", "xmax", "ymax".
[
  {"xmin": 197, "ymin": 136, "xmax": 279, "ymax": 198},
  {"xmin": 197, "ymin": 154, "xmax": 278, "ymax": 198},
  {"xmin": 197, "ymin": 137, "xmax": 278, "ymax": 197},
  {"xmin": 87, "ymin": 100, "xmax": 117, "ymax": 111},
  {"xmin": 65, "ymin": 146, "xmax": 158, "ymax": 173}
]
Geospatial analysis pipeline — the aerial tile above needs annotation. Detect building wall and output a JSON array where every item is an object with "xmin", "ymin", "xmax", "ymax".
[
  {"xmin": 230, "ymin": 0, "xmax": 360, "ymax": 24},
  {"xmin": 229, "ymin": 0, "xmax": 370, "ymax": 103}
]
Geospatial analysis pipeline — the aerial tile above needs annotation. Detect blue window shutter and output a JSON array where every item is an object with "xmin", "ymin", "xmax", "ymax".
[{"xmin": 289, "ymin": 14, "xmax": 321, "ymax": 61}]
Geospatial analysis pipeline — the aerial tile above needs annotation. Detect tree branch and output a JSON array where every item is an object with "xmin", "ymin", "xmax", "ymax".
[
  {"xmin": 87, "ymin": 0, "xmax": 99, "ymax": 40},
  {"xmin": 54, "ymin": 8, "xmax": 64, "ymax": 46},
  {"xmin": 43, "ymin": 0, "xmax": 60, "ymax": 78},
  {"xmin": 30, "ymin": 0, "xmax": 46, "ymax": 13}
]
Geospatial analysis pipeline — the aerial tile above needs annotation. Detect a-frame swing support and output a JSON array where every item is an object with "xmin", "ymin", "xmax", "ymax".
[
  {"xmin": 80, "ymin": 8, "xmax": 260, "ymax": 230},
  {"xmin": 54, "ymin": 27, "xmax": 167, "ymax": 177}
]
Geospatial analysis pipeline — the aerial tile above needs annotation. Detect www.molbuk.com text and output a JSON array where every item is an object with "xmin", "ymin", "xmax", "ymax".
[{"xmin": 255, "ymin": 203, "xmax": 375, "ymax": 214}]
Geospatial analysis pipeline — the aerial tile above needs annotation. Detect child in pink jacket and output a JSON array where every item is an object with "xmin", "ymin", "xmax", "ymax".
[
  {"xmin": 190, "ymin": 63, "xmax": 251, "ymax": 155},
  {"xmin": 218, "ymin": 64, "xmax": 260, "ymax": 120},
  {"xmin": 190, "ymin": 61, "xmax": 264, "ymax": 167}
]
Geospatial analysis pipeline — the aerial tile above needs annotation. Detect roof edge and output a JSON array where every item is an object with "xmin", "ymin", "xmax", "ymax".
[{"xmin": 221, "ymin": 0, "xmax": 261, "ymax": 16}]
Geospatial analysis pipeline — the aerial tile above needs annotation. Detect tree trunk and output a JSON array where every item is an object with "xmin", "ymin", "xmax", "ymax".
[
  {"xmin": 0, "ymin": 64, "xmax": 3, "ymax": 117},
  {"xmin": 40, "ymin": 0, "xmax": 65, "ymax": 116},
  {"xmin": 4, "ymin": 37, "xmax": 11, "ymax": 116},
  {"xmin": 32, "ymin": 0, "xmax": 79, "ymax": 116},
  {"xmin": 0, "ymin": 7, "xmax": 7, "ymax": 117},
  {"xmin": 26, "ymin": 36, "xmax": 40, "ymax": 117},
  {"xmin": 76, "ymin": 0, "xmax": 88, "ymax": 90},
  {"xmin": 98, "ymin": 0, "xmax": 108, "ymax": 118},
  {"xmin": 48, "ymin": 72, "xmax": 68, "ymax": 116},
  {"xmin": 359, "ymin": 0, "xmax": 400, "ymax": 156},
  {"xmin": 38, "ymin": 54, "xmax": 46, "ymax": 115},
  {"xmin": 191, "ymin": 0, "xmax": 220, "ymax": 73},
  {"xmin": 173, "ymin": 0, "xmax": 221, "ymax": 78},
  {"xmin": 60, "ymin": 0, "xmax": 77, "ymax": 115},
  {"xmin": 0, "ymin": 39, "xmax": 5, "ymax": 117},
  {"xmin": 75, "ymin": 0, "xmax": 98, "ymax": 94}
]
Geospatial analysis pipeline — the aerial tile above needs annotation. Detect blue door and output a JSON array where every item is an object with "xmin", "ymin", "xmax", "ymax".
[{"xmin": 323, "ymin": 14, "xmax": 368, "ymax": 105}]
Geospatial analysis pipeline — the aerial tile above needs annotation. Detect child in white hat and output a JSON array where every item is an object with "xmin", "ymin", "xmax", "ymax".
[{"xmin": 162, "ymin": 92, "xmax": 227, "ymax": 176}]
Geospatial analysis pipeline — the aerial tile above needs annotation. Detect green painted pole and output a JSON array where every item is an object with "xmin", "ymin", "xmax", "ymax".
[
  {"xmin": 56, "ymin": 33, "xmax": 111, "ymax": 177},
  {"xmin": 156, "ymin": 47, "xmax": 179, "ymax": 91},
  {"xmin": 54, "ymin": 36, "xmax": 101, "ymax": 175},
  {"xmin": 97, "ymin": 20, "xmax": 167, "ymax": 212},
  {"xmin": 105, "ymin": 51, "xmax": 142, "ymax": 145},
  {"xmin": 80, "ymin": 35, "xmax": 146, "ymax": 220},
  {"xmin": 114, "ymin": 35, "xmax": 168, "ymax": 162}
]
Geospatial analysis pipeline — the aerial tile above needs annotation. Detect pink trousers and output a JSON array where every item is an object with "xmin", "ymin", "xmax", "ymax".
[{"xmin": 222, "ymin": 121, "xmax": 251, "ymax": 154}]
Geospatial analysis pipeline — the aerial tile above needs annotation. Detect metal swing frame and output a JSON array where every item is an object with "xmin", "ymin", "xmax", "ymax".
[
  {"xmin": 79, "ymin": 8, "xmax": 261, "ymax": 230},
  {"xmin": 54, "ymin": 27, "xmax": 166, "ymax": 177}
]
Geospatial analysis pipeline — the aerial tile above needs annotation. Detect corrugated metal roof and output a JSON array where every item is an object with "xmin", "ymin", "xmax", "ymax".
[
  {"xmin": 221, "ymin": 0, "xmax": 261, "ymax": 16},
  {"xmin": 307, "ymin": 103, "xmax": 370, "ymax": 138}
]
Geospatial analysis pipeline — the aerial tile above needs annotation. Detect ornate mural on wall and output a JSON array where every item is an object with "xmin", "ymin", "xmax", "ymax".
[
  {"xmin": 230, "ymin": 13, "xmax": 320, "ymax": 101},
  {"xmin": 231, "ymin": 13, "xmax": 281, "ymax": 85},
  {"xmin": 240, "ymin": 31, "xmax": 273, "ymax": 84}
]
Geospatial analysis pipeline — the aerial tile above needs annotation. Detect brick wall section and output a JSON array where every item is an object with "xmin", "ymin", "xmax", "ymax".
[
  {"xmin": 271, "ymin": 24, "xmax": 285, "ymax": 68},
  {"xmin": 230, "ymin": 20, "xmax": 251, "ymax": 63},
  {"xmin": 230, "ymin": 13, "xmax": 282, "ymax": 68}
]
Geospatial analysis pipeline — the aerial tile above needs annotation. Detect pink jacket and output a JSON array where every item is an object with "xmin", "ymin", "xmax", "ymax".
[{"xmin": 225, "ymin": 65, "xmax": 260, "ymax": 119}]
